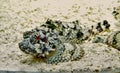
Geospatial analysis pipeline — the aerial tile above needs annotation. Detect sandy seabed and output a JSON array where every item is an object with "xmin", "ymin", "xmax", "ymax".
[{"xmin": 0, "ymin": 0, "xmax": 120, "ymax": 72}]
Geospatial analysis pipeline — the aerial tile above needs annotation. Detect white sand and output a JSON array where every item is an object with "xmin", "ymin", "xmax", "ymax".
[{"xmin": 0, "ymin": 0, "xmax": 120, "ymax": 72}]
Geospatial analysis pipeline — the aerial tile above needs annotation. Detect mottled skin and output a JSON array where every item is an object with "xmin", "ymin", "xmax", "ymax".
[
  {"xmin": 19, "ymin": 19, "xmax": 86, "ymax": 64},
  {"xmin": 106, "ymin": 31, "xmax": 120, "ymax": 51},
  {"xmin": 112, "ymin": 6, "xmax": 120, "ymax": 20},
  {"xmin": 19, "ymin": 19, "xmax": 112, "ymax": 64},
  {"xmin": 46, "ymin": 43, "xmax": 85, "ymax": 64}
]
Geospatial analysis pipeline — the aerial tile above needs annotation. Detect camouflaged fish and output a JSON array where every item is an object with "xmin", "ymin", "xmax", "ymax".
[{"xmin": 19, "ymin": 19, "xmax": 111, "ymax": 64}]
